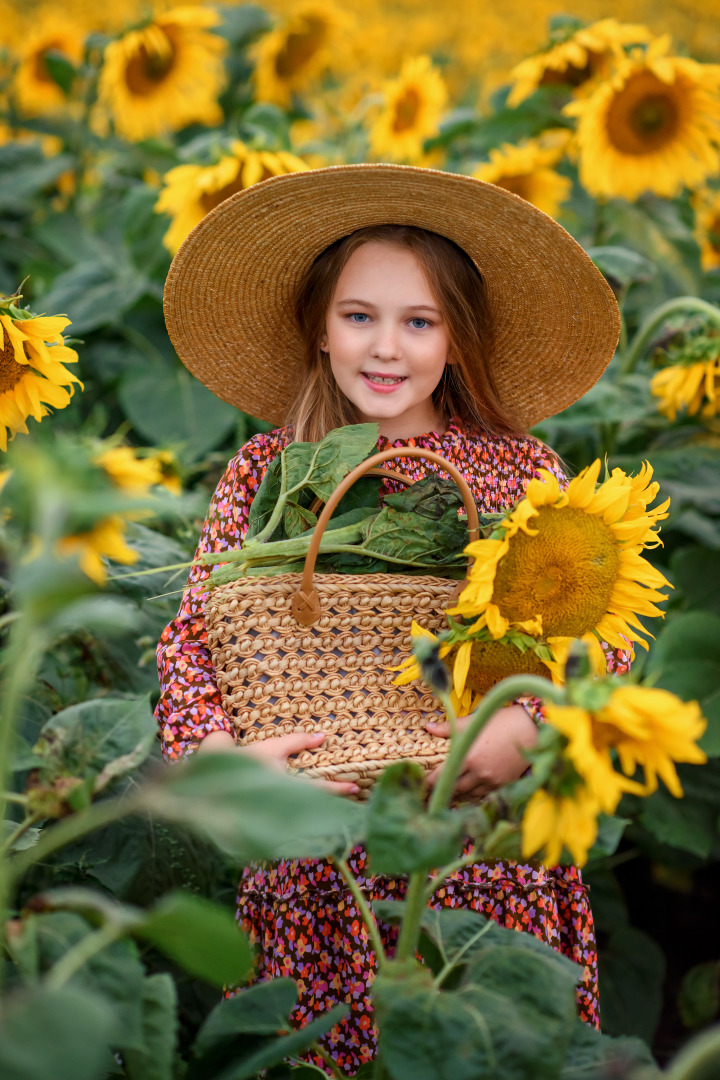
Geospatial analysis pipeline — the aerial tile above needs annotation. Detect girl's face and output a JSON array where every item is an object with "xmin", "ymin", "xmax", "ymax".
[{"xmin": 322, "ymin": 241, "xmax": 451, "ymax": 440}]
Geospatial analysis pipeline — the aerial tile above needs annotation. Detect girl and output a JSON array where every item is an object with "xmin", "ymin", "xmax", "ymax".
[{"xmin": 157, "ymin": 164, "xmax": 625, "ymax": 1075}]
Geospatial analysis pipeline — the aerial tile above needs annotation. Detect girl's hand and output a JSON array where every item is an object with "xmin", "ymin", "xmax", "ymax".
[
  {"xmin": 424, "ymin": 705, "xmax": 538, "ymax": 802},
  {"xmin": 198, "ymin": 729, "xmax": 360, "ymax": 797}
]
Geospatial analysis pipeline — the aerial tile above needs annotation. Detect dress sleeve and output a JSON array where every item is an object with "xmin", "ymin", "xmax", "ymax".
[{"xmin": 154, "ymin": 434, "xmax": 283, "ymax": 760}]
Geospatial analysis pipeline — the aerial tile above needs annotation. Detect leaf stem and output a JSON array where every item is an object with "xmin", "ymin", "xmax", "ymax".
[
  {"xmin": 45, "ymin": 922, "xmax": 123, "ymax": 990},
  {"xmin": 0, "ymin": 612, "xmax": 45, "ymax": 993},
  {"xmin": 2, "ymin": 792, "xmax": 29, "ymax": 806},
  {"xmin": 620, "ymin": 296, "xmax": 720, "ymax": 376},
  {"xmin": 332, "ymin": 858, "xmax": 386, "ymax": 968},
  {"xmin": 433, "ymin": 920, "xmax": 494, "ymax": 988},
  {"xmin": 310, "ymin": 1043, "xmax": 344, "ymax": 1079},
  {"xmin": 665, "ymin": 1026, "xmax": 720, "ymax": 1080},
  {"xmin": 394, "ymin": 873, "xmax": 429, "ymax": 962}
]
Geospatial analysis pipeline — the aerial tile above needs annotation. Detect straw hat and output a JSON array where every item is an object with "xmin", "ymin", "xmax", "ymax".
[{"xmin": 164, "ymin": 163, "xmax": 620, "ymax": 428}]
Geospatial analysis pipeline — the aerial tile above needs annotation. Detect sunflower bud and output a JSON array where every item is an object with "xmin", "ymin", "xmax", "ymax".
[
  {"xmin": 563, "ymin": 638, "xmax": 592, "ymax": 682},
  {"xmin": 413, "ymin": 635, "xmax": 451, "ymax": 695}
]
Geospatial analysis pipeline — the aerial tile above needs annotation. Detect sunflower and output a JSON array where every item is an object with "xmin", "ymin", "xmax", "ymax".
[
  {"xmin": 545, "ymin": 686, "xmax": 706, "ymax": 811},
  {"xmin": 521, "ymin": 785, "xmax": 600, "ymax": 867},
  {"xmin": 566, "ymin": 36, "xmax": 720, "ymax": 201},
  {"xmin": 95, "ymin": 7, "xmax": 227, "ymax": 142},
  {"xmin": 692, "ymin": 188, "xmax": 720, "ymax": 271},
  {"xmin": 650, "ymin": 331, "xmax": 720, "ymax": 421},
  {"xmin": 651, "ymin": 360, "xmax": 720, "ymax": 421},
  {"xmin": 0, "ymin": 308, "xmax": 82, "ymax": 452},
  {"xmin": 252, "ymin": 1, "xmax": 346, "ymax": 107},
  {"xmin": 155, "ymin": 141, "xmax": 308, "ymax": 255},
  {"xmin": 12, "ymin": 15, "xmax": 85, "ymax": 116},
  {"xmin": 507, "ymin": 18, "xmax": 652, "ymax": 108},
  {"xmin": 450, "ymin": 460, "xmax": 671, "ymax": 655},
  {"xmin": 57, "ymin": 516, "xmax": 138, "ymax": 586},
  {"xmin": 472, "ymin": 135, "xmax": 572, "ymax": 219},
  {"xmin": 368, "ymin": 55, "xmax": 448, "ymax": 164},
  {"xmin": 94, "ymin": 445, "xmax": 163, "ymax": 493},
  {"xmin": 393, "ymin": 620, "xmax": 550, "ymax": 715},
  {"xmin": 58, "ymin": 443, "xmax": 172, "ymax": 585}
]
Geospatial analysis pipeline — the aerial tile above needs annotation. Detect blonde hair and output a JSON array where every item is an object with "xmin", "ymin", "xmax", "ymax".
[{"xmin": 288, "ymin": 224, "xmax": 524, "ymax": 443}]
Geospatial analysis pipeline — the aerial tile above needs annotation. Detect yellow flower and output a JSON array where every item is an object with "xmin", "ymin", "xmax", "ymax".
[
  {"xmin": 521, "ymin": 786, "xmax": 600, "ymax": 867},
  {"xmin": 155, "ymin": 141, "xmax": 308, "ymax": 254},
  {"xmin": 368, "ymin": 55, "xmax": 448, "ymax": 164},
  {"xmin": 94, "ymin": 445, "xmax": 163, "ymax": 493},
  {"xmin": 507, "ymin": 18, "xmax": 652, "ymax": 107},
  {"xmin": 566, "ymin": 36, "xmax": 720, "ymax": 201},
  {"xmin": 392, "ymin": 622, "xmax": 469, "ymax": 709},
  {"xmin": 252, "ymin": 1, "xmax": 346, "ymax": 107},
  {"xmin": 95, "ymin": 7, "xmax": 227, "ymax": 142},
  {"xmin": 154, "ymin": 449, "xmax": 182, "ymax": 495},
  {"xmin": 0, "ymin": 311, "xmax": 82, "ymax": 452},
  {"xmin": 450, "ymin": 460, "xmax": 671, "ymax": 654},
  {"xmin": 544, "ymin": 633, "xmax": 608, "ymax": 685},
  {"xmin": 471, "ymin": 136, "xmax": 572, "ymax": 219},
  {"xmin": 12, "ymin": 15, "xmax": 85, "ymax": 116},
  {"xmin": 545, "ymin": 687, "xmax": 707, "ymax": 811},
  {"xmin": 57, "ymin": 515, "xmax": 138, "ymax": 585},
  {"xmin": 693, "ymin": 188, "xmax": 720, "ymax": 271},
  {"xmin": 650, "ymin": 359, "xmax": 720, "ymax": 421},
  {"xmin": 393, "ymin": 620, "xmax": 550, "ymax": 715}
]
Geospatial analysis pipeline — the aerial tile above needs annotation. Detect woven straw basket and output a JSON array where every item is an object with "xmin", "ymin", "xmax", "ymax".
[{"xmin": 204, "ymin": 448, "xmax": 479, "ymax": 797}]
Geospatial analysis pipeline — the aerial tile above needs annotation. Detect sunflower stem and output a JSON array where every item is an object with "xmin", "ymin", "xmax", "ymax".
[
  {"xmin": 427, "ymin": 676, "xmax": 566, "ymax": 816},
  {"xmin": 395, "ymin": 676, "xmax": 566, "ymax": 964},
  {"xmin": 0, "ymin": 611, "xmax": 45, "ymax": 994},
  {"xmin": 332, "ymin": 858, "xmax": 386, "ymax": 968},
  {"xmin": 621, "ymin": 296, "xmax": 720, "ymax": 376}
]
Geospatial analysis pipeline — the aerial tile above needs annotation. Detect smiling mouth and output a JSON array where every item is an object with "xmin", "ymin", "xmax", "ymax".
[{"xmin": 362, "ymin": 373, "xmax": 407, "ymax": 385}]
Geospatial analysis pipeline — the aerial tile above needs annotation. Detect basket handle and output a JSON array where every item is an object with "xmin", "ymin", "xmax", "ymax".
[
  {"xmin": 307, "ymin": 466, "xmax": 418, "ymax": 515},
  {"xmin": 292, "ymin": 448, "xmax": 480, "ymax": 626}
]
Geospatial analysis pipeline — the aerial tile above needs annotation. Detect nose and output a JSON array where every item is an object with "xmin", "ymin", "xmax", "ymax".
[{"xmin": 370, "ymin": 321, "xmax": 402, "ymax": 361}]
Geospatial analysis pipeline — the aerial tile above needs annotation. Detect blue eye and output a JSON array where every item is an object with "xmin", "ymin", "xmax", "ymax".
[
  {"xmin": 410, "ymin": 318, "xmax": 428, "ymax": 329},
  {"xmin": 349, "ymin": 313, "xmax": 369, "ymax": 323}
]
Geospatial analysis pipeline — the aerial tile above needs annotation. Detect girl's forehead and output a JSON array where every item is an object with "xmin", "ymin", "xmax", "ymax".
[{"xmin": 335, "ymin": 242, "xmax": 431, "ymax": 287}]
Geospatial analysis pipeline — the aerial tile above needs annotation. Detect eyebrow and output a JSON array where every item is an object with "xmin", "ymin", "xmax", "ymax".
[{"xmin": 335, "ymin": 297, "xmax": 442, "ymax": 315}]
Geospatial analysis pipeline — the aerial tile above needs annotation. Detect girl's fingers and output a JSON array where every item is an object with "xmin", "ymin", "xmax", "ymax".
[
  {"xmin": 245, "ymin": 730, "xmax": 327, "ymax": 761},
  {"xmin": 425, "ymin": 721, "xmax": 451, "ymax": 738},
  {"xmin": 306, "ymin": 778, "xmax": 361, "ymax": 797},
  {"xmin": 454, "ymin": 771, "xmax": 486, "ymax": 796}
]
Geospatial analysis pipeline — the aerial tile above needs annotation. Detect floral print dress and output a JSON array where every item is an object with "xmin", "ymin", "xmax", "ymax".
[{"xmin": 155, "ymin": 420, "xmax": 630, "ymax": 1076}]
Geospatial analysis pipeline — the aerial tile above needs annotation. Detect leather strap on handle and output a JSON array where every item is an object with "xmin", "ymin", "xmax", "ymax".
[{"xmin": 291, "ymin": 448, "xmax": 480, "ymax": 626}]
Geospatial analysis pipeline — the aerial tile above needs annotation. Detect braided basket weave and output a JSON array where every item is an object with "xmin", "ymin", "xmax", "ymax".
[{"xmin": 204, "ymin": 448, "xmax": 479, "ymax": 797}]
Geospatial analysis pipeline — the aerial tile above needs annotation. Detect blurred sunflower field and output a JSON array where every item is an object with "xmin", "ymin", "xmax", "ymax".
[{"xmin": 2, "ymin": 0, "xmax": 720, "ymax": 1076}]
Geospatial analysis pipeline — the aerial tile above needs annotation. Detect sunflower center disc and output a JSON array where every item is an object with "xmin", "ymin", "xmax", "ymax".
[
  {"xmin": 462, "ymin": 640, "xmax": 548, "ymax": 696},
  {"xmin": 0, "ymin": 328, "xmax": 25, "ymax": 392},
  {"xmin": 125, "ymin": 37, "xmax": 176, "ymax": 95},
  {"xmin": 495, "ymin": 173, "xmax": 533, "ymax": 201},
  {"xmin": 275, "ymin": 18, "xmax": 326, "ymax": 78},
  {"xmin": 606, "ymin": 70, "xmax": 681, "ymax": 155},
  {"xmin": 491, "ymin": 505, "xmax": 621, "ymax": 637},
  {"xmin": 34, "ymin": 42, "xmax": 66, "ymax": 85},
  {"xmin": 200, "ymin": 175, "xmax": 248, "ymax": 215},
  {"xmin": 393, "ymin": 87, "xmax": 421, "ymax": 133}
]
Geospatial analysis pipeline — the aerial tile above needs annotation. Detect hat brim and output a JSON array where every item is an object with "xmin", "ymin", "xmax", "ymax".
[{"xmin": 163, "ymin": 163, "xmax": 620, "ymax": 429}]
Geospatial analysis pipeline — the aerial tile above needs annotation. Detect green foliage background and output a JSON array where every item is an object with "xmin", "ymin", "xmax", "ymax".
[{"xmin": 2, "ymin": 4, "xmax": 720, "ymax": 1075}]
